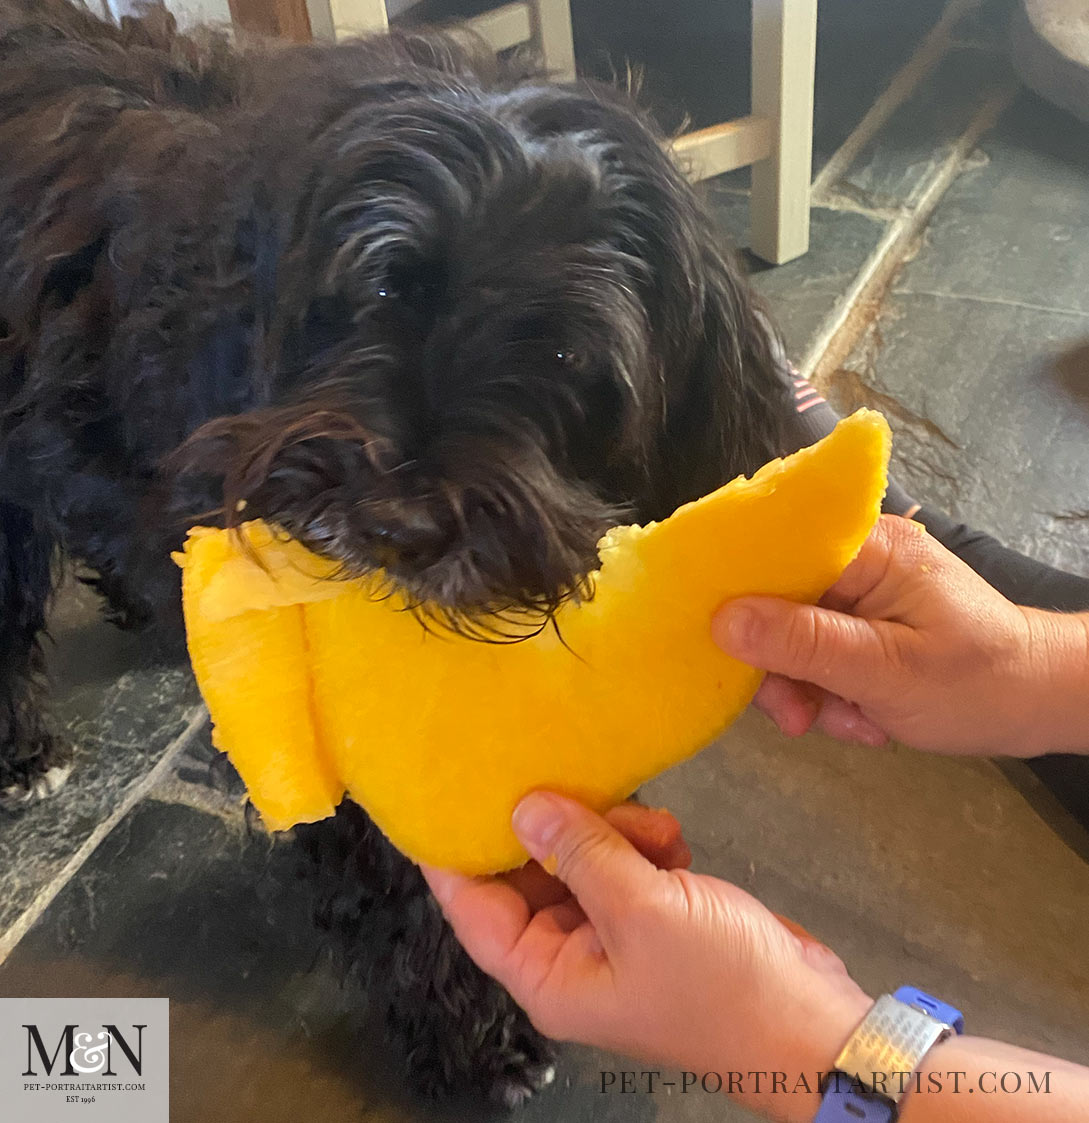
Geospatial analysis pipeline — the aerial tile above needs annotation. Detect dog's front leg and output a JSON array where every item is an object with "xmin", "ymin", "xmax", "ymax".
[
  {"xmin": 384, "ymin": 872, "xmax": 557, "ymax": 1108},
  {"xmin": 296, "ymin": 799, "xmax": 556, "ymax": 1108},
  {"xmin": 0, "ymin": 501, "xmax": 71, "ymax": 809}
]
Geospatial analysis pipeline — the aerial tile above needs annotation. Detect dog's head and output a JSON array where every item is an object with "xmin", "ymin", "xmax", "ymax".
[{"xmin": 183, "ymin": 36, "xmax": 783, "ymax": 633}]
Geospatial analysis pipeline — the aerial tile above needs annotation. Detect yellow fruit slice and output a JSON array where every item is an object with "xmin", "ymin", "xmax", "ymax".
[
  {"xmin": 175, "ymin": 527, "xmax": 344, "ymax": 830},
  {"xmin": 190, "ymin": 521, "xmax": 346, "ymax": 622},
  {"xmin": 176, "ymin": 409, "xmax": 891, "ymax": 871}
]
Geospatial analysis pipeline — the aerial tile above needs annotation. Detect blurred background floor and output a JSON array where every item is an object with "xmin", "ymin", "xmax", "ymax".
[{"xmin": 2, "ymin": 1, "xmax": 1088, "ymax": 1121}]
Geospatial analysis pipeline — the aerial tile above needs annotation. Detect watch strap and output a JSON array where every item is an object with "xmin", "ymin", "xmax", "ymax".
[
  {"xmin": 815, "ymin": 987, "xmax": 964, "ymax": 1121},
  {"xmin": 892, "ymin": 985, "xmax": 965, "ymax": 1034},
  {"xmin": 814, "ymin": 1081, "xmax": 895, "ymax": 1122}
]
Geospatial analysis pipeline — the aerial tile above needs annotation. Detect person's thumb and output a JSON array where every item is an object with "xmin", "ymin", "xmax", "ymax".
[
  {"xmin": 513, "ymin": 791, "xmax": 654, "ymax": 941},
  {"xmin": 712, "ymin": 595, "xmax": 889, "ymax": 702}
]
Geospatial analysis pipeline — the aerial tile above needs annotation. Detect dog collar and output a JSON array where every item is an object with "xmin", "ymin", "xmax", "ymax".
[{"xmin": 814, "ymin": 986, "xmax": 964, "ymax": 1122}]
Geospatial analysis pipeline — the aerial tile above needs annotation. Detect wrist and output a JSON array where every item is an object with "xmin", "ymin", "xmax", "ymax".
[
  {"xmin": 1011, "ymin": 608, "xmax": 1089, "ymax": 756},
  {"xmin": 897, "ymin": 1033, "xmax": 994, "ymax": 1119},
  {"xmin": 899, "ymin": 1032, "xmax": 1089, "ymax": 1122},
  {"xmin": 736, "ymin": 985, "xmax": 875, "ymax": 1123}
]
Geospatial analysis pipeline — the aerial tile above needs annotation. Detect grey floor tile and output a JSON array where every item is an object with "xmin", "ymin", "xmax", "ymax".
[
  {"xmin": 806, "ymin": 0, "xmax": 952, "ymax": 175},
  {"xmin": 825, "ymin": 86, "xmax": 1089, "ymax": 575},
  {"xmin": 953, "ymin": 0, "xmax": 1018, "ymax": 49},
  {"xmin": 940, "ymin": 89, "xmax": 1089, "ymax": 225},
  {"xmin": 0, "ymin": 801, "xmax": 409, "ymax": 1123},
  {"xmin": 899, "ymin": 91, "xmax": 1089, "ymax": 315},
  {"xmin": 0, "ymin": 581, "xmax": 203, "ymax": 945},
  {"xmin": 829, "ymin": 293, "xmax": 1089, "ymax": 576},
  {"xmin": 830, "ymin": 46, "xmax": 1017, "ymax": 212},
  {"xmin": 709, "ymin": 190, "xmax": 889, "ymax": 360}
]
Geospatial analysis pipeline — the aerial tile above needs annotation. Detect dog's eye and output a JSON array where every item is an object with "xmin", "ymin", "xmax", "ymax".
[
  {"xmin": 376, "ymin": 262, "xmax": 445, "ymax": 309},
  {"xmin": 555, "ymin": 349, "xmax": 578, "ymax": 368}
]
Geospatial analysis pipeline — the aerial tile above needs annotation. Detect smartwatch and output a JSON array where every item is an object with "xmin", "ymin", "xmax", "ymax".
[{"xmin": 814, "ymin": 986, "xmax": 964, "ymax": 1121}]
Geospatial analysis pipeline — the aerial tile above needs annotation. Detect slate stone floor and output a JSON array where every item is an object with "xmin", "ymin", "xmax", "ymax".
[{"xmin": 2, "ymin": 1, "xmax": 1088, "ymax": 1120}]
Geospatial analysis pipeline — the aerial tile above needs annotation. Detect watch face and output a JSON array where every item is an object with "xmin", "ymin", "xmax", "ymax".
[{"xmin": 833, "ymin": 994, "xmax": 954, "ymax": 1104}]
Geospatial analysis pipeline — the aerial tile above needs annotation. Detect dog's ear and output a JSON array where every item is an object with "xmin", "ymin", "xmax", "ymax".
[
  {"xmin": 508, "ymin": 89, "xmax": 789, "ymax": 506},
  {"xmin": 652, "ymin": 238, "xmax": 789, "ymax": 511},
  {"xmin": 598, "ymin": 145, "xmax": 789, "ymax": 510}
]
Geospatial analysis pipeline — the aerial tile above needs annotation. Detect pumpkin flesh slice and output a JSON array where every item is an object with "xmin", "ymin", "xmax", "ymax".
[
  {"xmin": 176, "ymin": 527, "xmax": 344, "ymax": 831},
  {"xmin": 177, "ymin": 409, "xmax": 891, "ymax": 872},
  {"xmin": 307, "ymin": 408, "xmax": 891, "ymax": 871}
]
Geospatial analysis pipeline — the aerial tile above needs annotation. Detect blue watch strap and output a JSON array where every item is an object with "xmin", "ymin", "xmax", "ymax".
[
  {"xmin": 814, "ymin": 1081, "xmax": 894, "ymax": 1122},
  {"xmin": 815, "ymin": 988, "xmax": 965, "ymax": 1121},
  {"xmin": 893, "ymin": 986, "xmax": 965, "ymax": 1034}
]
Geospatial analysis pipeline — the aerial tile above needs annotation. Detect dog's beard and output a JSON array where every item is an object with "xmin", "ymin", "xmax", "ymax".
[{"xmin": 184, "ymin": 394, "xmax": 627, "ymax": 639}]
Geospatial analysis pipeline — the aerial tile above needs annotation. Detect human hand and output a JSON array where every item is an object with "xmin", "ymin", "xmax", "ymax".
[
  {"xmin": 423, "ymin": 793, "xmax": 872, "ymax": 1123},
  {"xmin": 712, "ymin": 514, "xmax": 1089, "ymax": 757}
]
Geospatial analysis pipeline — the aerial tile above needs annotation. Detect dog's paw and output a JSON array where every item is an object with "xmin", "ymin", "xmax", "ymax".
[
  {"xmin": 488, "ymin": 1056, "xmax": 556, "ymax": 1111},
  {"xmin": 0, "ymin": 762, "xmax": 72, "ymax": 812},
  {"xmin": 477, "ymin": 1026, "xmax": 558, "ymax": 1110},
  {"xmin": 404, "ymin": 1022, "xmax": 557, "ymax": 1108}
]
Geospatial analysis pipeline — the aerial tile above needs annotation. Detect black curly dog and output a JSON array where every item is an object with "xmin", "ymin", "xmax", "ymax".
[{"xmin": 0, "ymin": 0, "xmax": 788, "ymax": 1104}]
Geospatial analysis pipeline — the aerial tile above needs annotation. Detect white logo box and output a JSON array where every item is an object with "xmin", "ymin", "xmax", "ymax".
[{"xmin": 1, "ymin": 998, "xmax": 168, "ymax": 1123}]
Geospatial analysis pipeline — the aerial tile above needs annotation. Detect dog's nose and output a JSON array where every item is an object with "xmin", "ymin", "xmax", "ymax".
[{"xmin": 369, "ymin": 513, "xmax": 449, "ymax": 570}]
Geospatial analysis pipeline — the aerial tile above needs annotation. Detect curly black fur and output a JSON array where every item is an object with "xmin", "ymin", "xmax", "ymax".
[
  {"xmin": 294, "ymin": 800, "xmax": 557, "ymax": 1107},
  {"xmin": 0, "ymin": 0, "xmax": 787, "ymax": 1102}
]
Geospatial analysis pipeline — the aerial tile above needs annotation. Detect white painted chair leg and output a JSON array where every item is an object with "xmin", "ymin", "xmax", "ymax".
[
  {"xmin": 324, "ymin": 0, "xmax": 387, "ymax": 40},
  {"xmin": 528, "ymin": 0, "xmax": 576, "ymax": 81},
  {"xmin": 749, "ymin": 0, "xmax": 818, "ymax": 264},
  {"xmin": 305, "ymin": 0, "xmax": 336, "ymax": 40}
]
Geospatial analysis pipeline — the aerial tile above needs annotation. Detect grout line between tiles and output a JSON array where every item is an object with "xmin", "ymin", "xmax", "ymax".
[
  {"xmin": 946, "ymin": 36, "xmax": 1010, "ymax": 55},
  {"xmin": 796, "ymin": 217, "xmax": 905, "ymax": 380},
  {"xmin": 146, "ymin": 775, "xmax": 252, "ymax": 828},
  {"xmin": 0, "ymin": 706, "xmax": 209, "ymax": 968},
  {"xmin": 798, "ymin": 81, "xmax": 1019, "ymax": 386},
  {"xmin": 715, "ymin": 182, "xmax": 903, "ymax": 224},
  {"xmin": 811, "ymin": 0, "xmax": 981, "ymax": 202},
  {"xmin": 891, "ymin": 287, "xmax": 1089, "ymax": 319},
  {"xmin": 808, "ymin": 197, "xmax": 906, "ymax": 222}
]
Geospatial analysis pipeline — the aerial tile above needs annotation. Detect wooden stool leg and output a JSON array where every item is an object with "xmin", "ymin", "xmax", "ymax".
[
  {"xmin": 229, "ymin": 0, "xmax": 314, "ymax": 42},
  {"xmin": 749, "ymin": 0, "xmax": 818, "ymax": 264},
  {"xmin": 325, "ymin": 0, "xmax": 387, "ymax": 39},
  {"xmin": 529, "ymin": 0, "xmax": 576, "ymax": 81}
]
